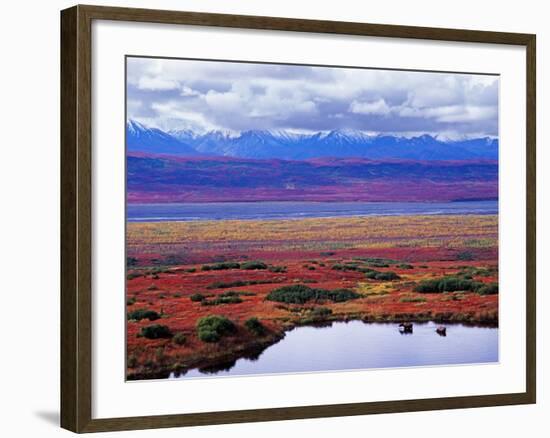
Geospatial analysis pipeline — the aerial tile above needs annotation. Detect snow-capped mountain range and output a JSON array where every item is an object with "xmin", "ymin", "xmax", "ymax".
[{"xmin": 127, "ymin": 120, "xmax": 498, "ymax": 161}]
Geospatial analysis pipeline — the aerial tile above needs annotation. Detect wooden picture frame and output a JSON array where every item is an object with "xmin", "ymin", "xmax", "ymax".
[{"xmin": 61, "ymin": 4, "xmax": 536, "ymax": 433}]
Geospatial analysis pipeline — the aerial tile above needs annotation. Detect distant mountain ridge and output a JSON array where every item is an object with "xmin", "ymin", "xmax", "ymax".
[{"xmin": 127, "ymin": 120, "xmax": 498, "ymax": 161}]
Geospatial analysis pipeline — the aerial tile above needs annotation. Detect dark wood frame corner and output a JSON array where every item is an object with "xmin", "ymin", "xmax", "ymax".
[{"xmin": 60, "ymin": 4, "xmax": 536, "ymax": 433}]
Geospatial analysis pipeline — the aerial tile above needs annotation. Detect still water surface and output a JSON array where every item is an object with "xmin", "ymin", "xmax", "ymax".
[
  {"xmin": 171, "ymin": 321, "xmax": 498, "ymax": 379},
  {"xmin": 128, "ymin": 200, "xmax": 498, "ymax": 222}
]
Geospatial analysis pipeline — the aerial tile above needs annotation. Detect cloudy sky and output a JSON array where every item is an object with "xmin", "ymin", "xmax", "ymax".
[{"xmin": 126, "ymin": 57, "xmax": 499, "ymax": 139}]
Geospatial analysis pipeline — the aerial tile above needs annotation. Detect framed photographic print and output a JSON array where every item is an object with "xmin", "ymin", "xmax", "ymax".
[{"xmin": 60, "ymin": 4, "xmax": 536, "ymax": 433}]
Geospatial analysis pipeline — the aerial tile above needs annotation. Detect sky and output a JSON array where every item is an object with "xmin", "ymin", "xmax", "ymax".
[{"xmin": 126, "ymin": 57, "xmax": 499, "ymax": 139}]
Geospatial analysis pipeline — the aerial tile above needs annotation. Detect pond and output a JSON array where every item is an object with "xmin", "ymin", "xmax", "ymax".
[{"xmin": 170, "ymin": 320, "xmax": 499, "ymax": 379}]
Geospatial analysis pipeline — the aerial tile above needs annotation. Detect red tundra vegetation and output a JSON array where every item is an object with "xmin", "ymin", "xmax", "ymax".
[{"xmin": 126, "ymin": 214, "xmax": 498, "ymax": 380}]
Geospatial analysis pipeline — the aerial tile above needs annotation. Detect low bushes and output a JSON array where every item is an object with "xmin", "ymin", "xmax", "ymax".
[
  {"xmin": 298, "ymin": 307, "xmax": 334, "ymax": 325},
  {"xmin": 127, "ymin": 308, "xmax": 160, "ymax": 321},
  {"xmin": 414, "ymin": 276, "xmax": 479, "ymax": 293},
  {"xmin": 201, "ymin": 262, "xmax": 241, "ymax": 271},
  {"xmin": 220, "ymin": 290, "xmax": 255, "ymax": 297},
  {"xmin": 190, "ymin": 293, "xmax": 206, "ymax": 302},
  {"xmin": 241, "ymin": 261, "xmax": 268, "ymax": 270},
  {"xmin": 244, "ymin": 317, "xmax": 266, "ymax": 336},
  {"xmin": 198, "ymin": 291, "xmax": 254, "ymax": 306},
  {"xmin": 173, "ymin": 332, "xmax": 187, "ymax": 345},
  {"xmin": 477, "ymin": 283, "xmax": 499, "ymax": 295},
  {"xmin": 310, "ymin": 307, "xmax": 332, "ymax": 318},
  {"xmin": 414, "ymin": 276, "xmax": 499, "ymax": 295},
  {"xmin": 201, "ymin": 296, "xmax": 243, "ymax": 306},
  {"xmin": 196, "ymin": 315, "xmax": 236, "ymax": 343},
  {"xmin": 199, "ymin": 261, "xmax": 268, "ymax": 271},
  {"xmin": 140, "ymin": 324, "xmax": 172, "ymax": 339},
  {"xmin": 353, "ymin": 257, "xmax": 398, "ymax": 265},
  {"xmin": 365, "ymin": 270, "xmax": 400, "ymax": 281},
  {"xmin": 458, "ymin": 266, "xmax": 496, "ymax": 277},
  {"xmin": 207, "ymin": 279, "xmax": 276, "ymax": 289},
  {"xmin": 266, "ymin": 284, "xmax": 360, "ymax": 304},
  {"xmin": 365, "ymin": 262, "xmax": 390, "ymax": 268},
  {"xmin": 332, "ymin": 263, "xmax": 400, "ymax": 280}
]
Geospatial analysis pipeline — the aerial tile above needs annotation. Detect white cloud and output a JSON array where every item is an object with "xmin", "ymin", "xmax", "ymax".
[
  {"xmin": 127, "ymin": 57, "xmax": 499, "ymax": 136},
  {"xmin": 150, "ymin": 101, "xmax": 220, "ymax": 132},
  {"xmin": 137, "ymin": 76, "xmax": 180, "ymax": 91},
  {"xmin": 180, "ymin": 86, "xmax": 200, "ymax": 97},
  {"xmin": 349, "ymin": 99, "xmax": 391, "ymax": 116}
]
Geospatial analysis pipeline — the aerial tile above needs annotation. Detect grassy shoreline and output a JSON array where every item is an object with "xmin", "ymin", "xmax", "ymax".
[{"xmin": 127, "ymin": 312, "xmax": 498, "ymax": 380}]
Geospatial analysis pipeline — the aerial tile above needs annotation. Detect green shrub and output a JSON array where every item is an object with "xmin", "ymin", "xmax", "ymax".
[
  {"xmin": 208, "ymin": 280, "xmax": 247, "ymax": 289},
  {"xmin": 332, "ymin": 263, "xmax": 360, "ymax": 271},
  {"xmin": 399, "ymin": 296, "xmax": 427, "ymax": 303},
  {"xmin": 266, "ymin": 284, "xmax": 360, "ymax": 304},
  {"xmin": 310, "ymin": 307, "xmax": 333, "ymax": 317},
  {"xmin": 366, "ymin": 262, "xmax": 390, "ymax": 268},
  {"xmin": 190, "ymin": 293, "xmax": 206, "ymax": 302},
  {"xmin": 150, "ymin": 267, "xmax": 170, "ymax": 275},
  {"xmin": 201, "ymin": 296, "xmax": 243, "ymax": 306},
  {"xmin": 397, "ymin": 263, "xmax": 414, "ymax": 269},
  {"xmin": 127, "ymin": 308, "xmax": 161, "ymax": 321},
  {"xmin": 196, "ymin": 315, "xmax": 236, "ymax": 343},
  {"xmin": 458, "ymin": 267, "xmax": 495, "ymax": 277},
  {"xmin": 127, "ymin": 272, "xmax": 142, "ymax": 280},
  {"xmin": 127, "ymin": 257, "xmax": 138, "ymax": 267},
  {"xmin": 173, "ymin": 332, "xmax": 187, "ymax": 345},
  {"xmin": 299, "ymin": 306, "xmax": 333, "ymax": 324},
  {"xmin": 365, "ymin": 270, "xmax": 400, "ymax": 281},
  {"xmin": 207, "ymin": 279, "xmax": 275, "ymax": 289},
  {"xmin": 413, "ymin": 276, "xmax": 487, "ymax": 293},
  {"xmin": 126, "ymin": 296, "xmax": 136, "ymax": 306},
  {"xmin": 140, "ymin": 324, "xmax": 172, "ymax": 339},
  {"xmin": 241, "ymin": 261, "xmax": 268, "ymax": 270},
  {"xmin": 184, "ymin": 268, "xmax": 197, "ymax": 273},
  {"xmin": 353, "ymin": 257, "xmax": 397, "ymax": 265},
  {"xmin": 147, "ymin": 284, "xmax": 158, "ymax": 291},
  {"xmin": 268, "ymin": 265, "xmax": 287, "ymax": 273},
  {"xmin": 244, "ymin": 317, "xmax": 266, "ymax": 336},
  {"xmin": 198, "ymin": 329, "xmax": 220, "ymax": 342},
  {"xmin": 201, "ymin": 262, "xmax": 241, "ymax": 271},
  {"xmin": 220, "ymin": 290, "xmax": 255, "ymax": 297},
  {"xmin": 477, "ymin": 283, "xmax": 499, "ymax": 295}
]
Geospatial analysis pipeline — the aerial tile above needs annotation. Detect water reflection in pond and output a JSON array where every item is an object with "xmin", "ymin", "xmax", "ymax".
[{"xmin": 170, "ymin": 320, "xmax": 498, "ymax": 379}]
